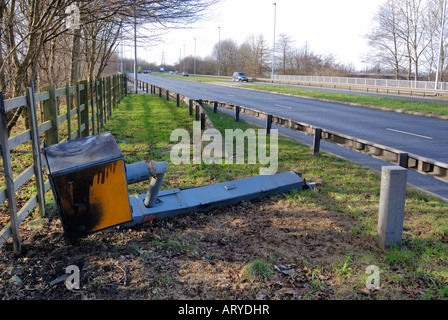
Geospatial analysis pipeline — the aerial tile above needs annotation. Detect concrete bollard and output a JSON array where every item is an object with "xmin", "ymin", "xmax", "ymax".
[{"xmin": 377, "ymin": 166, "xmax": 408, "ymax": 249}]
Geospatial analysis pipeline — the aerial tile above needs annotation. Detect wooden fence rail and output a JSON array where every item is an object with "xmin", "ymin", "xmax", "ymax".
[{"xmin": 0, "ymin": 74, "xmax": 127, "ymax": 252}]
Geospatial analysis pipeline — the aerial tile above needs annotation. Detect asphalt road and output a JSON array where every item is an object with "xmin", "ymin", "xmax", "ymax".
[{"xmin": 132, "ymin": 74, "xmax": 448, "ymax": 201}]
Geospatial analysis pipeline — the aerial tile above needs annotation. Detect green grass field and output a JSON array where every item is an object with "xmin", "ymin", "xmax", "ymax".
[
  {"xmin": 239, "ymin": 84, "xmax": 448, "ymax": 117},
  {"xmin": 103, "ymin": 93, "xmax": 448, "ymax": 299}
]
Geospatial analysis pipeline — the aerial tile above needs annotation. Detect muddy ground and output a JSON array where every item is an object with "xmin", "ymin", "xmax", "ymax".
[{"xmin": 0, "ymin": 194, "xmax": 388, "ymax": 301}]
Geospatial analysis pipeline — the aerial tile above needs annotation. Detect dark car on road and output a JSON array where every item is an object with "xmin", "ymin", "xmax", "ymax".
[{"xmin": 232, "ymin": 72, "xmax": 249, "ymax": 82}]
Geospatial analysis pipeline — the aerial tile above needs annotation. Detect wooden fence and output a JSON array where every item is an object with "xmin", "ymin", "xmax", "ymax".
[{"xmin": 0, "ymin": 73, "xmax": 128, "ymax": 252}]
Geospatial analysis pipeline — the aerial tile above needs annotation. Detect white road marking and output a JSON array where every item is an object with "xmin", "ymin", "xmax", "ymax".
[
  {"xmin": 275, "ymin": 104, "xmax": 293, "ymax": 109},
  {"xmin": 227, "ymin": 94, "xmax": 236, "ymax": 97},
  {"xmin": 386, "ymin": 128, "xmax": 433, "ymax": 140}
]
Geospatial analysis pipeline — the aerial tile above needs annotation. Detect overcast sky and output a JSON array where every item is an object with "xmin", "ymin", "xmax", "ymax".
[{"xmin": 122, "ymin": 0, "xmax": 387, "ymax": 71}]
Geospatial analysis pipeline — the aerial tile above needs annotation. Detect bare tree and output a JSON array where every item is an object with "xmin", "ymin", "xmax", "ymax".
[
  {"xmin": 366, "ymin": 0, "xmax": 446, "ymax": 80},
  {"xmin": 424, "ymin": 0, "xmax": 448, "ymax": 81},
  {"xmin": 366, "ymin": 0, "xmax": 405, "ymax": 79},
  {"xmin": 238, "ymin": 34, "xmax": 270, "ymax": 77},
  {"xmin": 275, "ymin": 33, "xmax": 294, "ymax": 75},
  {"xmin": 213, "ymin": 39, "xmax": 238, "ymax": 76},
  {"xmin": 0, "ymin": 0, "xmax": 220, "ymax": 135},
  {"xmin": 399, "ymin": 0, "xmax": 430, "ymax": 80}
]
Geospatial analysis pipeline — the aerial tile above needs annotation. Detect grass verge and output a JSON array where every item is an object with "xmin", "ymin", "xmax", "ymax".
[
  {"xmin": 2, "ymin": 93, "xmax": 447, "ymax": 300},
  {"xmin": 107, "ymin": 94, "xmax": 448, "ymax": 299},
  {"xmin": 236, "ymin": 84, "xmax": 448, "ymax": 117}
]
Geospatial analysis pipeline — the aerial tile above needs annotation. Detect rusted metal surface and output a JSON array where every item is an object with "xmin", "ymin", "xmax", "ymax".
[{"xmin": 43, "ymin": 132, "xmax": 132, "ymax": 239}]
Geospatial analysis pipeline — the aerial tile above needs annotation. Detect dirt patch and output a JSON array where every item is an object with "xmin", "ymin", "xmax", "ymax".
[{"xmin": 0, "ymin": 195, "xmax": 382, "ymax": 300}]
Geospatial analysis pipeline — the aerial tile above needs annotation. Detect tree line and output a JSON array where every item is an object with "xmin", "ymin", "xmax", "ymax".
[
  {"xmin": 135, "ymin": 33, "xmax": 357, "ymax": 78},
  {"xmin": 162, "ymin": 0, "xmax": 448, "ymax": 82},
  {"xmin": 0, "ymin": 0, "xmax": 218, "ymax": 135},
  {"xmin": 366, "ymin": 0, "xmax": 448, "ymax": 81}
]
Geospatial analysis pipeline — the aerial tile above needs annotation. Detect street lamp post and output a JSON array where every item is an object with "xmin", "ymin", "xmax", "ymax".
[
  {"xmin": 435, "ymin": 0, "xmax": 447, "ymax": 90},
  {"xmin": 271, "ymin": 3, "xmax": 277, "ymax": 80},
  {"xmin": 218, "ymin": 26, "xmax": 221, "ymax": 77},
  {"xmin": 194, "ymin": 37, "xmax": 197, "ymax": 75},
  {"xmin": 134, "ymin": 15, "xmax": 138, "ymax": 94}
]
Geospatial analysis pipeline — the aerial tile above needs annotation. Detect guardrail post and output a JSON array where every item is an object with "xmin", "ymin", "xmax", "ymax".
[
  {"xmin": 235, "ymin": 106, "xmax": 240, "ymax": 122},
  {"xmin": 214, "ymin": 101, "xmax": 218, "ymax": 113},
  {"xmin": 377, "ymin": 166, "xmax": 408, "ymax": 249},
  {"xmin": 266, "ymin": 114, "xmax": 273, "ymax": 135},
  {"xmin": 399, "ymin": 153, "xmax": 408, "ymax": 168},
  {"xmin": 313, "ymin": 128, "xmax": 322, "ymax": 156},
  {"xmin": 176, "ymin": 93, "xmax": 180, "ymax": 107},
  {"xmin": 195, "ymin": 103, "xmax": 200, "ymax": 121},
  {"xmin": 189, "ymin": 99, "xmax": 193, "ymax": 116},
  {"xmin": 0, "ymin": 93, "xmax": 21, "ymax": 253},
  {"xmin": 201, "ymin": 112, "xmax": 206, "ymax": 130},
  {"xmin": 166, "ymin": 90, "xmax": 170, "ymax": 101}
]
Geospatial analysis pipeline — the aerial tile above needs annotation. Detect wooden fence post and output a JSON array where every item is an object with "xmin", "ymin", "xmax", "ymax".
[
  {"xmin": 76, "ymin": 81, "xmax": 82, "ymax": 138},
  {"xmin": 26, "ymin": 80, "xmax": 46, "ymax": 219},
  {"xmin": 42, "ymin": 84, "xmax": 59, "ymax": 145},
  {"xmin": 98, "ymin": 78, "xmax": 104, "ymax": 129},
  {"xmin": 90, "ymin": 80, "xmax": 95, "ymax": 135},
  {"xmin": 113, "ymin": 75, "xmax": 117, "ymax": 110},
  {"xmin": 79, "ymin": 80, "xmax": 89, "ymax": 137},
  {"xmin": 101, "ymin": 77, "xmax": 105, "ymax": 121},
  {"xmin": 0, "ymin": 93, "xmax": 21, "ymax": 253},
  {"xmin": 107, "ymin": 76, "xmax": 112, "ymax": 117},
  {"xmin": 125, "ymin": 74, "xmax": 128, "ymax": 97},
  {"xmin": 65, "ymin": 82, "xmax": 72, "ymax": 141}
]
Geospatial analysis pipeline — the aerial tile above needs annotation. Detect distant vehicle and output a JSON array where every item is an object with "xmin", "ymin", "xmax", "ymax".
[
  {"xmin": 169, "ymin": 71, "xmax": 175, "ymax": 75},
  {"xmin": 160, "ymin": 67, "xmax": 165, "ymax": 72},
  {"xmin": 182, "ymin": 72, "xmax": 189, "ymax": 77},
  {"xmin": 232, "ymin": 72, "xmax": 248, "ymax": 82}
]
